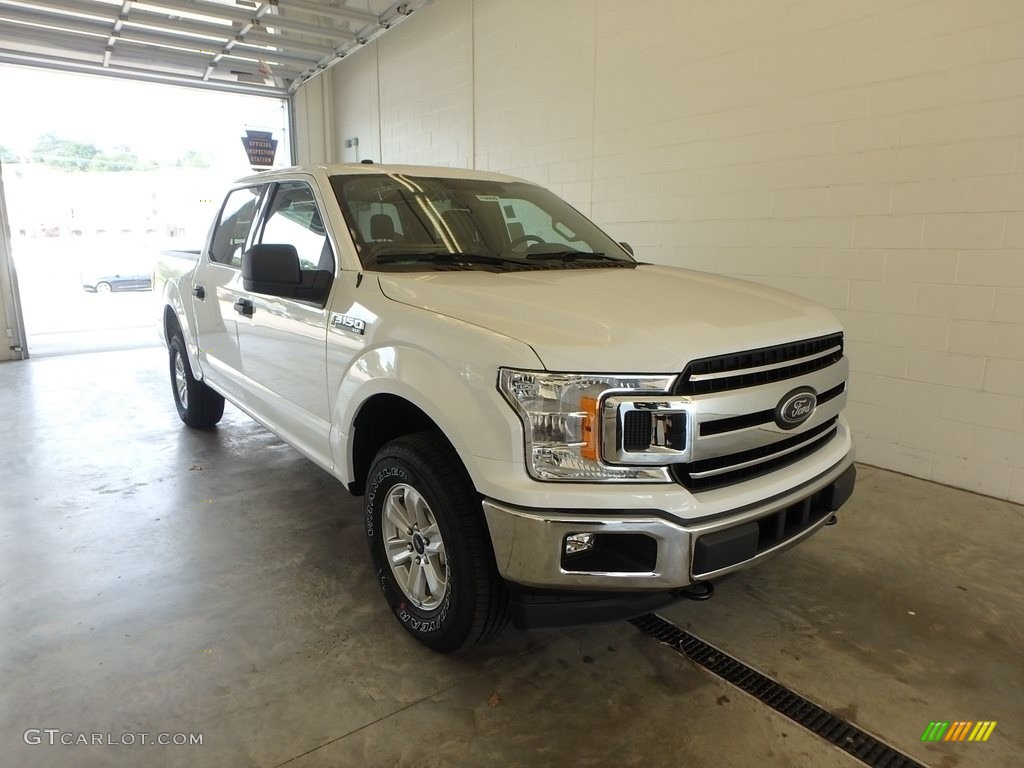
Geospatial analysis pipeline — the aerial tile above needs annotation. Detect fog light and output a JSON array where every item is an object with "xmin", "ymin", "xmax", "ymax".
[{"xmin": 565, "ymin": 533, "xmax": 596, "ymax": 555}]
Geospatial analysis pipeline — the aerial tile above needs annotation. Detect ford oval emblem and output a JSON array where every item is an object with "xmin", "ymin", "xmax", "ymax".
[{"xmin": 775, "ymin": 387, "xmax": 817, "ymax": 429}]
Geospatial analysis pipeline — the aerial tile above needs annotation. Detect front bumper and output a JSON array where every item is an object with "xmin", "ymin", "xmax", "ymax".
[{"xmin": 482, "ymin": 452, "xmax": 856, "ymax": 593}]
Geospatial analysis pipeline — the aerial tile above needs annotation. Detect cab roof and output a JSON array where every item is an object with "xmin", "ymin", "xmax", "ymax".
[{"xmin": 234, "ymin": 162, "xmax": 528, "ymax": 186}]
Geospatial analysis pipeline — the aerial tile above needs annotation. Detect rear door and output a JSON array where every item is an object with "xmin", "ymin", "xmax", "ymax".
[
  {"xmin": 192, "ymin": 185, "xmax": 265, "ymax": 402},
  {"xmin": 234, "ymin": 179, "xmax": 336, "ymax": 467}
]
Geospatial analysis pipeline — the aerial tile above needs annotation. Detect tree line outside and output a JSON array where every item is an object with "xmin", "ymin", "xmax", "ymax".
[{"xmin": 0, "ymin": 134, "xmax": 211, "ymax": 171}]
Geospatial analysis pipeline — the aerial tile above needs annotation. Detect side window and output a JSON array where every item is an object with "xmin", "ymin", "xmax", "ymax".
[
  {"xmin": 210, "ymin": 187, "xmax": 261, "ymax": 267},
  {"xmin": 258, "ymin": 182, "xmax": 335, "ymax": 273}
]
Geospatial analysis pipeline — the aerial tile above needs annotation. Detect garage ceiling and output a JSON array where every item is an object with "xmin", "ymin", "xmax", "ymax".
[{"xmin": 0, "ymin": 0, "xmax": 427, "ymax": 97}]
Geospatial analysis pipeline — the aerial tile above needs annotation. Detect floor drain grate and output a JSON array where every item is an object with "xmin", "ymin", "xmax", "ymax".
[{"xmin": 631, "ymin": 613, "xmax": 927, "ymax": 768}]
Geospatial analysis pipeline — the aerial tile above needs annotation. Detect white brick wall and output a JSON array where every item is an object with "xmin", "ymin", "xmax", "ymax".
[
  {"xmin": 378, "ymin": 0, "xmax": 473, "ymax": 167},
  {"xmin": 305, "ymin": 0, "xmax": 474, "ymax": 168},
  {"xmin": 292, "ymin": 75, "xmax": 332, "ymax": 166},
  {"xmin": 297, "ymin": 0, "xmax": 1024, "ymax": 503}
]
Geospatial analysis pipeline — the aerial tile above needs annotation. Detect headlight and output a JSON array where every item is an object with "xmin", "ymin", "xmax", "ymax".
[{"xmin": 498, "ymin": 369, "xmax": 673, "ymax": 482}]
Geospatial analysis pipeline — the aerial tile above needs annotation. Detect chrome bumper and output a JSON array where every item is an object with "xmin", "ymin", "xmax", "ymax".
[{"xmin": 482, "ymin": 452, "xmax": 855, "ymax": 591}]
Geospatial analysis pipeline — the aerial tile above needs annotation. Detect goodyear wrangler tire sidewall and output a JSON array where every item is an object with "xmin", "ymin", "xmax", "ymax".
[{"xmin": 365, "ymin": 457, "xmax": 463, "ymax": 646}]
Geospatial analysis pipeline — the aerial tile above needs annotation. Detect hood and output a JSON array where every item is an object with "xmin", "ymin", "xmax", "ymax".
[{"xmin": 378, "ymin": 265, "xmax": 841, "ymax": 373}]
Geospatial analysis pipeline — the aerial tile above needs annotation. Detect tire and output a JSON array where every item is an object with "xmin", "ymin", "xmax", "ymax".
[
  {"xmin": 96, "ymin": 281, "xmax": 112, "ymax": 293},
  {"xmin": 168, "ymin": 334, "xmax": 225, "ymax": 429},
  {"xmin": 365, "ymin": 431, "xmax": 508, "ymax": 652}
]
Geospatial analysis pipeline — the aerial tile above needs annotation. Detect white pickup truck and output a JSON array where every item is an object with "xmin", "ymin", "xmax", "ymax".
[{"xmin": 158, "ymin": 163, "xmax": 855, "ymax": 652}]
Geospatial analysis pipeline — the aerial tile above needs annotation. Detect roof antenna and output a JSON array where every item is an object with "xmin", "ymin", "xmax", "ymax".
[{"xmin": 360, "ymin": 159, "xmax": 374, "ymax": 164}]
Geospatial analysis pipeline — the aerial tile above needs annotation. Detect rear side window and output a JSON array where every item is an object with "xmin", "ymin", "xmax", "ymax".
[{"xmin": 210, "ymin": 187, "xmax": 261, "ymax": 267}]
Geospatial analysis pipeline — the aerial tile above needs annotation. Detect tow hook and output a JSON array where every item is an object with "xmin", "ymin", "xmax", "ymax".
[
  {"xmin": 675, "ymin": 581, "xmax": 714, "ymax": 601},
  {"xmin": 825, "ymin": 514, "xmax": 838, "ymax": 526}
]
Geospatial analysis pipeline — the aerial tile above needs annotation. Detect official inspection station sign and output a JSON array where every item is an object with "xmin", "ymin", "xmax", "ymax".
[{"xmin": 241, "ymin": 130, "xmax": 278, "ymax": 169}]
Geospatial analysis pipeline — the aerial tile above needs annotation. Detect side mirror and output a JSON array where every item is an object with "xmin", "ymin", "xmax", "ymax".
[
  {"xmin": 242, "ymin": 244, "xmax": 301, "ymax": 297},
  {"xmin": 619, "ymin": 241, "xmax": 634, "ymax": 257}
]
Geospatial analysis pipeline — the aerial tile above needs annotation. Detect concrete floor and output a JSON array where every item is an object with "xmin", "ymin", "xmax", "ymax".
[{"xmin": 1, "ymin": 348, "xmax": 1021, "ymax": 768}]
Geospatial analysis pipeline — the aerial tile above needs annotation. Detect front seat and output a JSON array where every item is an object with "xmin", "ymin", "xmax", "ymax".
[{"xmin": 370, "ymin": 213, "xmax": 397, "ymax": 242}]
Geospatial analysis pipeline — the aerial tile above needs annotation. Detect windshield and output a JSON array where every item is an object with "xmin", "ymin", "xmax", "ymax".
[{"xmin": 329, "ymin": 173, "xmax": 635, "ymax": 272}]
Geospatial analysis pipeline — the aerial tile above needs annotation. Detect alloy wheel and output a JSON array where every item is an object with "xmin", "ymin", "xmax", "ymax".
[
  {"xmin": 174, "ymin": 352, "xmax": 189, "ymax": 409},
  {"xmin": 382, "ymin": 483, "xmax": 449, "ymax": 610}
]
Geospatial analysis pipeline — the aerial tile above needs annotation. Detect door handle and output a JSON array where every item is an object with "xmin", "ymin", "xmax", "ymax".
[
  {"xmin": 192, "ymin": 285, "xmax": 206, "ymax": 300},
  {"xmin": 233, "ymin": 297, "xmax": 254, "ymax": 317}
]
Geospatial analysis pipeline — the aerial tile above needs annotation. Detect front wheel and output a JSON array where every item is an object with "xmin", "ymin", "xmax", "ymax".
[
  {"xmin": 168, "ymin": 334, "xmax": 224, "ymax": 429},
  {"xmin": 365, "ymin": 432, "xmax": 508, "ymax": 652},
  {"xmin": 96, "ymin": 281, "xmax": 112, "ymax": 293}
]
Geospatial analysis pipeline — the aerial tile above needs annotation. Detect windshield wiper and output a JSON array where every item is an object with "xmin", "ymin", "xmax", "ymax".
[
  {"xmin": 524, "ymin": 251, "xmax": 620, "ymax": 262},
  {"xmin": 372, "ymin": 251, "xmax": 522, "ymax": 267}
]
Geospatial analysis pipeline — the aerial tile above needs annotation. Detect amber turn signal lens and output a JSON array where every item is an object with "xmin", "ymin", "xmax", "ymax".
[{"xmin": 580, "ymin": 395, "xmax": 600, "ymax": 460}]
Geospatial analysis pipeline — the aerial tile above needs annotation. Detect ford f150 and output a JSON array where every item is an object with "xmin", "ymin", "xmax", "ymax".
[{"xmin": 157, "ymin": 163, "xmax": 855, "ymax": 652}]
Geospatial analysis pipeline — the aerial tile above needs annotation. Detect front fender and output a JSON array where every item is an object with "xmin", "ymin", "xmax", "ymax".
[{"xmin": 331, "ymin": 342, "xmax": 538, "ymax": 493}]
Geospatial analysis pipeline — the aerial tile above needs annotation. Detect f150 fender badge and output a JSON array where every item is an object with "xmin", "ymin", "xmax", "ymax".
[
  {"xmin": 775, "ymin": 387, "xmax": 817, "ymax": 430},
  {"xmin": 331, "ymin": 313, "xmax": 366, "ymax": 335}
]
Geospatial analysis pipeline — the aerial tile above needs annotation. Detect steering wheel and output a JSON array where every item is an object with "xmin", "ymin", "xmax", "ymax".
[{"xmin": 509, "ymin": 234, "xmax": 545, "ymax": 251}]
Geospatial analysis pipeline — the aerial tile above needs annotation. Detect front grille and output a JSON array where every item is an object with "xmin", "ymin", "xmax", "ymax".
[
  {"xmin": 676, "ymin": 333, "xmax": 843, "ymax": 395},
  {"xmin": 673, "ymin": 417, "xmax": 839, "ymax": 491},
  {"xmin": 610, "ymin": 333, "xmax": 847, "ymax": 491}
]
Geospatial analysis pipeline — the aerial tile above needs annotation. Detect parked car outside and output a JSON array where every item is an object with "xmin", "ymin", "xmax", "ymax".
[
  {"xmin": 81, "ymin": 270, "xmax": 153, "ymax": 293},
  {"xmin": 81, "ymin": 240, "xmax": 157, "ymax": 292}
]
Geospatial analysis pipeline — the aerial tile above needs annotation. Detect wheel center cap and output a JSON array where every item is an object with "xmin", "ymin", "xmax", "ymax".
[{"xmin": 411, "ymin": 532, "xmax": 426, "ymax": 555}]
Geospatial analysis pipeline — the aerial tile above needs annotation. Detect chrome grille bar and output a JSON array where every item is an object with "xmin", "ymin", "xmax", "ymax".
[
  {"xmin": 601, "ymin": 396, "xmax": 690, "ymax": 465},
  {"xmin": 689, "ymin": 420, "xmax": 839, "ymax": 479}
]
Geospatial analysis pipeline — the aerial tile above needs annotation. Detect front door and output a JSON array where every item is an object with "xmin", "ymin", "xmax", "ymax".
[{"xmin": 235, "ymin": 179, "xmax": 336, "ymax": 467}]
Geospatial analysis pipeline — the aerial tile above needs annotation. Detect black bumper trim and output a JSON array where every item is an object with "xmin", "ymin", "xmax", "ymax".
[{"xmin": 692, "ymin": 464, "xmax": 856, "ymax": 576}]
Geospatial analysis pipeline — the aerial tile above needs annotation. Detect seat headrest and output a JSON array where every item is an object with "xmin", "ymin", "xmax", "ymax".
[{"xmin": 370, "ymin": 213, "xmax": 395, "ymax": 241}]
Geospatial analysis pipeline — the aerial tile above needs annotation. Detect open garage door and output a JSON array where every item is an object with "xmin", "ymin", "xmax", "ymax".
[
  {"xmin": 0, "ymin": 0, "xmax": 432, "ymax": 358},
  {"xmin": 0, "ymin": 66, "xmax": 294, "ymax": 356},
  {"xmin": 0, "ymin": 0, "xmax": 429, "ymax": 97},
  {"xmin": 0, "ymin": 161, "xmax": 28, "ymax": 361}
]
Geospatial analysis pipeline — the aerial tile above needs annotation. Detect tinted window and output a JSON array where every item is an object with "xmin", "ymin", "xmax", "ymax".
[
  {"xmin": 210, "ymin": 187, "xmax": 260, "ymax": 267},
  {"xmin": 258, "ymin": 182, "xmax": 334, "ymax": 273},
  {"xmin": 330, "ymin": 174, "xmax": 634, "ymax": 272}
]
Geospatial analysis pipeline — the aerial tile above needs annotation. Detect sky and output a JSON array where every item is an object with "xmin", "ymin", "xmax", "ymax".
[{"xmin": 0, "ymin": 64, "xmax": 290, "ymax": 170}]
